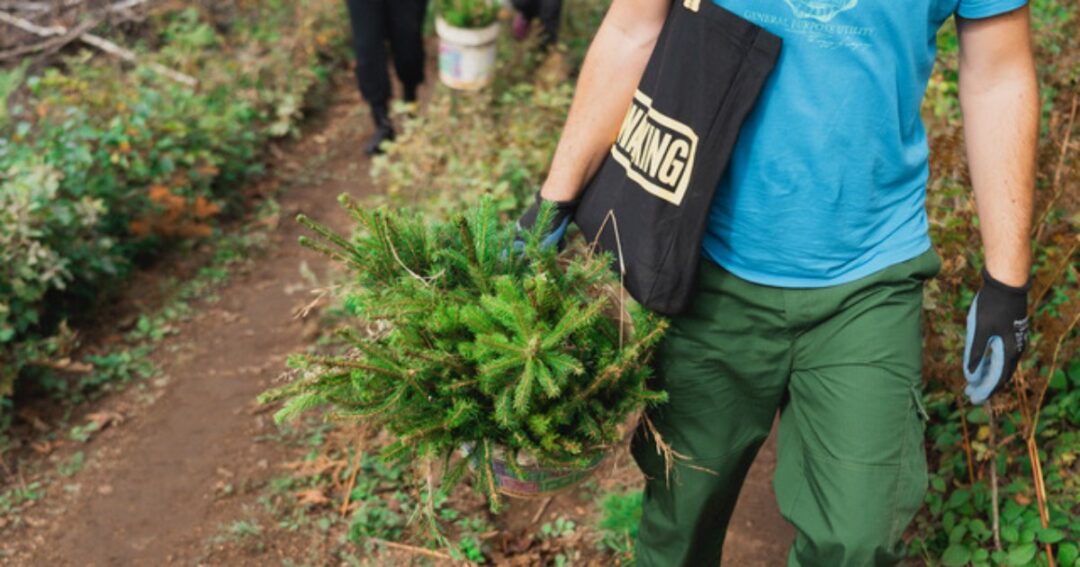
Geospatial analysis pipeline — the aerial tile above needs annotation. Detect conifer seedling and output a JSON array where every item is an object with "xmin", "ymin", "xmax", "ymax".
[{"xmin": 261, "ymin": 196, "xmax": 668, "ymax": 512}]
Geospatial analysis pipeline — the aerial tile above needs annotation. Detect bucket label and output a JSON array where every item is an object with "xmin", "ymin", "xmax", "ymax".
[{"xmin": 611, "ymin": 90, "xmax": 699, "ymax": 206}]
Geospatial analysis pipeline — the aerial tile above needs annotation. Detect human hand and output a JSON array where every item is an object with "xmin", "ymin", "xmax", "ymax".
[
  {"xmin": 514, "ymin": 191, "xmax": 578, "ymax": 252},
  {"xmin": 963, "ymin": 267, "xmax": 1031, "ymax": 405}
]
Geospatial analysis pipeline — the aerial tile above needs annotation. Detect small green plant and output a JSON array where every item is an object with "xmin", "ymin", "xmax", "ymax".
[
  {"xmin": 0, "ymin": 62, "xmax": 29, "ymax": 128},
  {"xmin": 595, "ymin": 489, "xmax": 642, "ymax": 564},
  {"xmin": 0, "ymin": 479, "xmax": 45, "ymax": 525},
  {"xmin": 224, "ymin": 519, "xmax": 263, "ymax": 540},
  {"xmin": 437, "ymin": 0, "xmax": 499, "ymax": 28},
  {"xmin": 348, "ymin": 499, "xmax": 407, "ymax": 543},
  {"xmin": 450, "ymin": 534, "xmax": 488, "ymax": 563},
  {"xmin": 56, "ymin": 451, "xmax": 85, "ymax": 477},
  {"xmin": 540, "ymin": 517, "xmax": 577, "ymax": 540},
  {"xmin": 207, "ymin": 517, "xmax": 266, "ymax": 553},
  {"xmin": 68, "ymin": 421, "xmax": 102, "ymax": 444}
]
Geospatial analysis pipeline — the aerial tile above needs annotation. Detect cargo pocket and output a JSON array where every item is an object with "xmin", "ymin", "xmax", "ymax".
[
  {"xmin": 889, "ymin": 383, "xmax": 930, "ymax": 543},
  {"xmin": 629, "ymin": 412, "xmax": 666, "ymax": 483}
]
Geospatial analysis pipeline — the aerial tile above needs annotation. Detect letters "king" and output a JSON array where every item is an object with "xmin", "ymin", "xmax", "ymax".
[{"xmin": 611, "ymin": 91, "xmax": 699, "ymax": 206}]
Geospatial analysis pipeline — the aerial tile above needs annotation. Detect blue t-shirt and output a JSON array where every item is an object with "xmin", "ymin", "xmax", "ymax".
[{"xmin": 702, "ymin": 0, "xmax": 1028, "ymax": 287}]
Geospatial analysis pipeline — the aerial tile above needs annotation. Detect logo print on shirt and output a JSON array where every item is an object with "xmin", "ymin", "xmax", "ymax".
[{"xmin": 784, "ymin": 0, "xmax": 858, "ymax": 22}]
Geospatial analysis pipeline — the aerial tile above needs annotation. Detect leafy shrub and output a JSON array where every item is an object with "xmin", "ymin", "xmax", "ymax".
[
  {"xmin": 0, "ymin": 0, "xmax": 351, "ymax": 420},
  {"xmin": 0, "ymin": 160, "xmax": 114, "ymax": 396}
]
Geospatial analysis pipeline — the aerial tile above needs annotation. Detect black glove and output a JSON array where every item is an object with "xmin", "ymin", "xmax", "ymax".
[
  {"xmin": 963, "ymin": 267, "xmax": 1031, "ymax": 405},
  {"xmin": 514, "ymin": 192, "xmax": 578, "ymax": 252}
]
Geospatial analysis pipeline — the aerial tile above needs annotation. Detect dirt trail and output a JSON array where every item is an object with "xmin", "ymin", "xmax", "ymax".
[
  {"xmin": 7, "ymin": 84, "xmax": 793, "ymax": 566},
  {"xmin": 11, "ymin": 87, "xmax": 370, "ymax": 566}
]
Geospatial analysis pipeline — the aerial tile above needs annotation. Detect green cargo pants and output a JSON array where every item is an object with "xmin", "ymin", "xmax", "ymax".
[{"xmin": 630, "ymin": 248, "xmax": 942, "ymax": 566}]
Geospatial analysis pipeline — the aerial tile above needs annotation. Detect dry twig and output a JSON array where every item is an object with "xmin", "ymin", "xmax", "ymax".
[
  {"xmin": 339, "ymin": 451, "xmax": 362, "ymax": 517},
  {"xmin": 0, "ymin": 4, "xmax": 196, "ymax": 87},
  {"xmin": 959, "ymin": 408, "xmax": 977, "ymax": 485},
  {"xmin": 530, "ymin": 495, "xmax": 554, "ymax": 523},
  {"xmin": 367, "ymin": 537, "xmax": 454, "ymax": 561},
  {"xmin": 0, "ymin": 16, "xmax": 96, "ymax": 61},
  {"xmin": 987, "ymin": 407, "xmax": 1002, "ymax": 552},
  {"xmin": 1034, "ymin": 94, "xmax": 1078, "ymax": 241}
]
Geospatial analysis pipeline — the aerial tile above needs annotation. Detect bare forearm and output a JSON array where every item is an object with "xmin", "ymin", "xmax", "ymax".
[
  {"xmin": 541, "ymin": 1, "xmax": 668, "ymax": 201},
  {"xmin": 958, "ymin": 8, "xmax": 1038, "ymax": 287}
]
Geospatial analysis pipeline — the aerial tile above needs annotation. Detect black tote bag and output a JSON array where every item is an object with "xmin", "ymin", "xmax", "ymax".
[{"xmin": 573, "ymin": 0, "xmax": 781, "ymax": 316}]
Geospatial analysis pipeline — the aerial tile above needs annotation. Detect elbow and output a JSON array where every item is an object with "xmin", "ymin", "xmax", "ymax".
[
  {"xmin": 604, "ymin": 5, "xmax": 666, "ymax": 52},
  {"xmin": 958, "ymin": 44, "xmax": 1038, "ymax": 97},
  {"xmin": 616, "ymin": 22, "xmax": 663, "ymax": 52},
  {"xmin": 959, "ymin": 59, "xmax": 1038, "ymax": 100}
]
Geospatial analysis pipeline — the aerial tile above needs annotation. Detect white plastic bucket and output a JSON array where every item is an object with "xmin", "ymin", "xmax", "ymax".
[{"xmin": 436, "ymin": 18, "xmax": 500, "ymax": 91}]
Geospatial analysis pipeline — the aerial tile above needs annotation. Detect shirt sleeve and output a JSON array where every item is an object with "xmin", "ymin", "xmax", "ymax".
[{"xmin": 956, "ymin": 0, "xmax": 1028, "ymax": 19}]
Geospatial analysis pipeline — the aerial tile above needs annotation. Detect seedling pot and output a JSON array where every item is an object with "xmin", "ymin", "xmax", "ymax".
[
  {"xmin": 436, "ymin": 17, "xmax": 499, "ymax": 90},
  {"xmin": 461, "ymin": 442, "xmax": 607, "ymax": 498}
]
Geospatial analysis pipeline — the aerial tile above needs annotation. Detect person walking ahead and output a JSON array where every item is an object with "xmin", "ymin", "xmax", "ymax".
[
  {"xmin": 517, "ymin": 0, "xmax": 1037, "ymax": 564},
  {"xmin": 344, "ymin": 0, "xmax": 430, "ymax": 155}
]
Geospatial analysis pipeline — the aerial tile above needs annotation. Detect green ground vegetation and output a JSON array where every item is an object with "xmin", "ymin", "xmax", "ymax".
[
  {"xmin": 911, "ymin": 3, "xmax": 1079, "ymax": 565},
  {"xmin": 0, "ymin": 0, "xmax": 351, "ymax": 424}
]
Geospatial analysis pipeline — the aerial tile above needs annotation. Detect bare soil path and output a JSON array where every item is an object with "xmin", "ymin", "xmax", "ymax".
[{"xmin": 3, "ymin": 83, "xmax": 793, "ymax": 566}]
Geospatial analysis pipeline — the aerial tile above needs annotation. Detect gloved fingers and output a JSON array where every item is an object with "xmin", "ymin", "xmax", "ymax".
[
  {"xmin": 963, "ymin": 295, "xmax": 984, "ymax": 374},
  {"xmin": 520, "ymin": 193, "xmax": 544, "ymax": 224},
  {"xmin": 964, "ymin": 335, "xmax": 1006, "ymax": 405},
  {"xmin": 538, "ymin": 216, "xmax": 572, "ymax": 251},
  {"xmin": 961, "ymin": 272, "xmax": 1031, "ymax": 406}
]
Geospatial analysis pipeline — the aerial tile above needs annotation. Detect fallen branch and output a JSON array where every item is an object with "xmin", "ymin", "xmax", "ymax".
[
  {"xmin": 1034, "ymin": 93, "xmax": 1077, "ymax": 241},
  {"xmin": 959, "ymin": 408, "xmax": 977, "ymax": 485},
  {"xmin": 0, "ymin": 2, "xmax": 52, "ymax": 13},
  {"xmin": 1031, "ymin": 242, "xmax": 1079, "ymax": 316},
  {"xmin": 79, "ymin": 32, "xmax": 196, "ymax": 86},
  {"xmin": 0, "ymin": 0, "xmax": 84, "ymax": 13},
  {"xmin": 0, "ymin": 6, "xmax": 196, "ymax": 87},
  {"xmin": 1029, "ymin": 310, "xmax": 1080, "ymax": 437},
  {"xmin": 0, "ymin": 14, "xmax": 97, "ymax": 61},
  {"xmin": 29, "ymin": 357, "xmax": 94, "ymax": 373},
  {"xmin": 987, "ymin": 407, "xmax": 1002, "ymax": 552},
  {"xmin": 338, "ymin": 427, "xmax": 370, "ymax": 517},
  {"xmin": 1013, "ymin": 309, "xmax": 1078, "ymax": 567},
  {"xmin": 1027, "ymin": 437, "xmax": 1056, "ymax": 567},
  {"xmin": 367, "ymin": 538, "xmax": 454, "ymax": 561},
  {"xmin": 108, "ymin": 0, "xmax": 153, "ymax": 13},
  {"xmin": 1, "ymin": 0, "xmax": 148, "ymax": 20},
  {"xmin": 338, "ymin": 452, "xmax": 362, "ymax": 517},
  {"xmin": 0, "ymin": 9, "xmax": 63, "ymax": 35},
  {"xmin": 530, "ymin": 495, "xmax": 554, "ymax": 523}
]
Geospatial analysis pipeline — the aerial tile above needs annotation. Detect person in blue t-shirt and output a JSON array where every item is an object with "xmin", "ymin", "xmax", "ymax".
[{"xmin": 516, "ymin": 0, "xmax": 1037, "ymax": 564}]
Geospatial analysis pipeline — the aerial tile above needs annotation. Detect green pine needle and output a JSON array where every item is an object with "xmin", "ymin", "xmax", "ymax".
[{"xmin": 266, "ymin": 196, "xmax": 668, "ymax": 513}]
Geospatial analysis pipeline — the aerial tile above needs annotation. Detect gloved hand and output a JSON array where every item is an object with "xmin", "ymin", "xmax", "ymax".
[
  {"xmin": 514, "ymin": 191, "xmax": 578, "ymax": 252},
  {"xmin": 963, "ymin": 267, "xmax": 1031, "ymax": 405}
]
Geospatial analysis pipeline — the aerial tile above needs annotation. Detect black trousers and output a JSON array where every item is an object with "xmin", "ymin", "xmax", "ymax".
[
  {"xmin": 512, "ymin": 0, "xmax": 563, "ymax": 44},
  {"xmin": 344, "ymin": 0, "xmax": 429, "ymax": 108}
]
